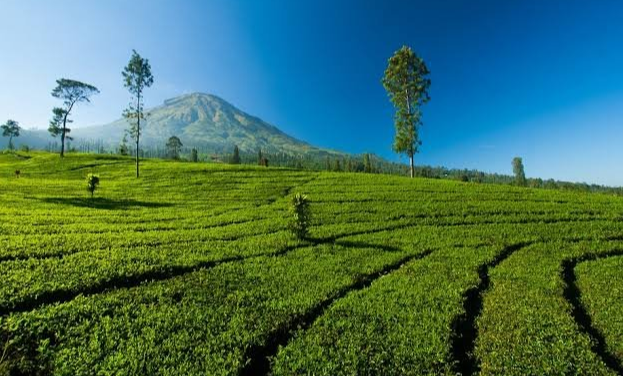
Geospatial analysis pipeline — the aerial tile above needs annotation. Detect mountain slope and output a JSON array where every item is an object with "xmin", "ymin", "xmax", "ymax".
[{"xmin": 71, "ymin": 93, "xmax": 340, "ymax": 156}]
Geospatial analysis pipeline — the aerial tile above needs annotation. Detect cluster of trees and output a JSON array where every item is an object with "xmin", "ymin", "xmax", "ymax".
[
  {"xmin": 215, "ymin": 146, "xmax": 379, "ymax": 173},
  {"xmin": 5, "ymin": 43, "xmax": 621, "ymax": 195},
  {"xmin": 1, "ymin": 50, "xmax": 153, "ymax": 180},
  {"xmin": 32, "ymin": 50, "xmax": 153, "ymax": 179}
]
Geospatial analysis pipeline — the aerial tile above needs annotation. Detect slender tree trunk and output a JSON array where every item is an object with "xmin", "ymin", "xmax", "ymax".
[
  {"xmin": 135, "ymin": 131, "xmax": 140, "ymax": 178},
  {"xmin": 60, "ymin": 130, "xmax": 65, "ymax": 157},
  {"xmin": 61, "ymin": 112, "xmax": 66, "ymax": 157},
  {"xmin": 405, "ymin": 89, "xmax": 416, "ymax": 178},
  {"xmin": 135, "ymin": 91, "xmax": 141, "ymax": 178},
  {"xmin": 8, "ymin": 135, "xmax": 13, "ymax": 150},
  {"xmin": 60, "ymin": 102, "xmax": 74, "ymax": 158}
]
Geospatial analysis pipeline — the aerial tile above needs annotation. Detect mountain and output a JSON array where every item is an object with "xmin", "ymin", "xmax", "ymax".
[
  {"xmin": 2, "ymin": 93, "xmax": 343, "ymax": 156},
  {"xmin": 73, "ymin": 93, "xmax": 340, "ymax": 156}
]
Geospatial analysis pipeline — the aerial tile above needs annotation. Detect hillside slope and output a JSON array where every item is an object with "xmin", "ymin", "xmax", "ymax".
[
  {"xmin": 1, "ymin": 93, "xmax": 344, "ymax": 156},
  {"xmin": 75, "ymin": 93, "xmax": 341, "ymax": 156},
  {"xmin": 1, "ymin": 152, "xmax": 622, "ymax": 375}
]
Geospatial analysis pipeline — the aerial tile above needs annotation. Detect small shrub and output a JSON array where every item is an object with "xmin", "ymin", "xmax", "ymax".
[
  {"xmin": 14, "ymin": 170, "xmax": 20, "ymax": 178},
  {"xmin": 19, "ymin": 145, "xmax": 29, "ymax": 152},
  {"xmin": 86, "ymin": 173, "xmax": 100, "ymax": 198},
  {"xmin": 288, "ymin": 193, "xmax": 311, "ymax": 239}
]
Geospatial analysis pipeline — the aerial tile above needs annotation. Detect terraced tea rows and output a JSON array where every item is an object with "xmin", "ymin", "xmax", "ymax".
[{"xmin": 0, "ymin": 152, "xmax": 622, "ymax": 375}]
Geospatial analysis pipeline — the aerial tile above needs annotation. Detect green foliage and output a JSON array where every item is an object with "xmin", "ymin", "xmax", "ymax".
[
  {"xmin": 272, "ymin": 245, "xmax": 493, "ymax": 376},
  {"xmin": 231, "ymin": 145, "xmax": 240, "ymax": 164},
  {"xmin": 0, "ymin": 152, "xmax": 623, "ymax": 375},
  {"xmin": 475, "ymin": 242, "xmax": 616, "ymax": 375},
  {"xmin": 48, "ymin": 107, "xmax": 68, "ymax": 140},
  {"xmin": 190, "ymin": 148, "xmax": 198, "ymax": 163},
  {"xmin": 50, "ymin": 79, "xmax": 99, "ymax": 157},
  {"xmin": 122, "ymin": 49, "xmax": 154, "ymax": 178},
  {"xmin": 363, "ymin": 153, "xmax": 372, "ymax": 173},
  {"xmin": 165, "ymin": 136, "xmax": 183, "ymax": 160},
  {"xmin": 333, "ymin": 159, "xmax": 341, "ymax": 172},
  {"xmin": 288, "ymin": 193, "xmax": 311, "ymax": 239},
  {"xmin": 382, "ymin": 46, "xmax": 431, "ymax": 177},
  {"xmin": 1, "ymin": 120, "xmax": 20, "ymax": 151},
  {"xmin": 512, "ymin": 157, "xmax": 527, "ymax": 186},
  {"xmin": 85, "ymin": 173, "xmax": 100, "ymax": 198},
  {"xmin": 576, "ymin": 255, "xmax": 623, "ymax": 363},
  {"xmin": 118, "ymin": 134, "xmax": 129, "ymax": 156},
  {"xmin": 257, "ymin": 149, "xmax": 269, "ymax": 167}
]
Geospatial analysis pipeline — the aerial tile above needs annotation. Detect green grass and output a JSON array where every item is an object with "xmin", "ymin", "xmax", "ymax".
[{"xmin": 1, "ymin": 151, "xmax": 623, "ymax": 375}]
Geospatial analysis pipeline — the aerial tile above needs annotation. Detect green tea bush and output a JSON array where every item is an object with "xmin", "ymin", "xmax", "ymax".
[
  {"xmin": 288, "ymin": 193, "xmax": 311, "ymax": 239},
  {"xmin": 86, "ymin": 173, "xmax": 100, "ymax": 198}
]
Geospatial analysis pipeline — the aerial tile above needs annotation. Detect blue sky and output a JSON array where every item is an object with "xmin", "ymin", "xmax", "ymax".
[{"xmin": 2, "ymin": 0, "xmax": 623, "ymax": 185}]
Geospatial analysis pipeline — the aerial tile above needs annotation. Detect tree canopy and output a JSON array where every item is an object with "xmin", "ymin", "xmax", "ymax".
[
  {"xmin": 382, "ymin": 46, "xmax": 431, "ymax": 178},
  {"xmin": 123, "ymin": 50, "xmax": 154, "ymax": 177},
  {"xmin": 512, "ymin": 157, "xmax": 527, "ymax": 186},
  {"xmin": 1, "ymin": 119, "xmax": 21, "ymax": 150},
  {"xmin": 166, "ymin": 136, "xmax": 183, "ymax": 159},
  {"xmin": 49, "ymin": 79, "xmax": 99, "ymax": 157}
]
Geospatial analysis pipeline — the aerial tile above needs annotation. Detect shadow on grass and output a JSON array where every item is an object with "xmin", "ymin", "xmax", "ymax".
[{"xmin": 38, "ymin": 197, "xmax": 174, "ymax": 210}]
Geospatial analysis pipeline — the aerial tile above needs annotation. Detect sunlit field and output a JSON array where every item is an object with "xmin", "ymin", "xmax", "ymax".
[{"xmin": 1, "ymin": 152, "xmax": 622, "ymax": 375}]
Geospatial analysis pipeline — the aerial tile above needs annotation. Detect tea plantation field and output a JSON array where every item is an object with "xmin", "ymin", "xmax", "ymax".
[{"xmin": 1, "ymin": 152, "xmax": 622, "ymax": 375}]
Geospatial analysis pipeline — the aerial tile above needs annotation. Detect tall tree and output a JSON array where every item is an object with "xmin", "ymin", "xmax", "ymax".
[
  {"xmin": 166, "ymin": 136, "xmax": 183, "ymax": 159},
  {"xmin": 382, "ymin": 46, "xmax": 431, "ymax": 178},
  {"xmin": 232, "ymin": 145, "xmax": 241, "ymax": 164},
  {"xmin": 122, "ymin": 50, "xmax": 154, "ymax": 178},
  {"xmin": 1, "ymin": 119, "xmax": 20, "ymax": 150},
  {"xmin": 49, "ymin": 79, "xmax": 99, "ymax": 157},
  {"xmin": 363, "ymin": 153, "xmax": 372, "ymax": 173},
  {"xmin": 512, "ymin": 157, "xmax": 527, "ymax": 186}
]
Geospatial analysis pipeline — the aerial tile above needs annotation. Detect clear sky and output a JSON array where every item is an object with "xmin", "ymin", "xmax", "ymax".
[{"xmin": 2, "ymin": 0, "xmax": 623, "ymax": 185}]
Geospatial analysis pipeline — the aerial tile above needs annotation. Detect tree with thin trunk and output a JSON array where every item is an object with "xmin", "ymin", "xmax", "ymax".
[
  {"xmin": 122, "ymin": 50, "xmax": 154, "ymax": 178},
  {"xmin": 49, "ymin": 79, "xmax": 99, "ymax": 157},
  {"xmin": 512, "ymin": 157, "xmax": 527, "ymax": 186},
  {"xmin": 382, "ymin": 46, "xmax": 431, "ymax": 178},
  {"xmin": 166, "ymin": 136, "xmax": 183, "ymax": 159},
  {"xmin": 1, "ymin": 119, "xmax": 20, "ymax": 150}
]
